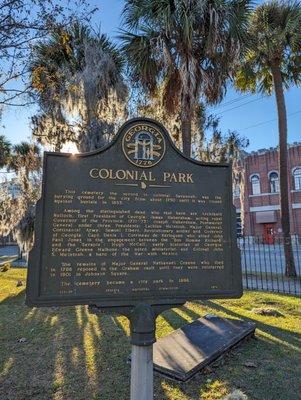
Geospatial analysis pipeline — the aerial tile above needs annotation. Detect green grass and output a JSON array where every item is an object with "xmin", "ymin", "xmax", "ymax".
[{"xmin": 0, "ymin": 269, "xmax": 300, "ymax": 400}]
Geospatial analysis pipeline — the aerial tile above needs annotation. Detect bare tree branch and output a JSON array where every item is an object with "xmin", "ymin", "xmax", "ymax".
[{"xmin": 0, "ymin": 0, "xmax": 98, "ymax": 111}]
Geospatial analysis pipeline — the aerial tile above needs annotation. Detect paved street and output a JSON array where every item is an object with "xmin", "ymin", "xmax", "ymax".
[
  {"xmin": 239, "ymin": 242, "xmax": 301, "ymax": 295},
  {"xmin": 0, "ymin": 246, "xmax": 26, "ymax": 267},
  {"xmin": 239, "ymin": 242, "xmax": 301, "ymax": 275}
]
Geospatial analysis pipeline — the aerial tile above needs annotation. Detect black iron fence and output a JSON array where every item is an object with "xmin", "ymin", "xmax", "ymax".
[
  {"xmin": 1, "ymin": 236, "xmax": 300, "ymax": 295},
  {"xmin": 238, "ymin": 235, "xmax": 301, "ymax": 296}
]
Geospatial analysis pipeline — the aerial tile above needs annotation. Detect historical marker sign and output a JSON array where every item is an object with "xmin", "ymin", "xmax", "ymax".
[{"xmin": 26, "ymin": 118, "xmax": 242, "ymax": 308}]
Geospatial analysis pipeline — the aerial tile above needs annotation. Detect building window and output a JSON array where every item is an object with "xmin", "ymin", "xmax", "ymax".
[
  {"xmin": 293, "ymin": 168, "xmax": 301, "ymax": 190},
  {"xmin": 269, "ymin": 172, "xmax": 279, "ymax": 193},
  {"xmin": 250, "ymin": 174, "xmax": 260, "ymax": 195}
]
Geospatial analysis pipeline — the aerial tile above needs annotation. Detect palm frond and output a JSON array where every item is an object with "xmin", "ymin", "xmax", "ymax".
[
  {"xmin": 121, "ymin": 0, "xmax": 253, "ymax": 126},
  {"xmin": 235, "ymin": 0, "xmax": 301, "ymax": 94},
  {"xmin": 0, "ymin": 135, "xmax": 11, "ymax": 168},
  {"xmin": 119, "ymin": 28, "xmax": 160, "ymax": 91}
]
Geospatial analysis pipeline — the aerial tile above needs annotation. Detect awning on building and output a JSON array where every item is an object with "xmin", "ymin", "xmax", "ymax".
[{"xmin": 255, "ymin": 211, "xmax": 277, "ymax": 224}]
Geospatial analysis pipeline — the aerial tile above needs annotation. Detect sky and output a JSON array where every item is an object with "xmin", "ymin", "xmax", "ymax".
[{"xmin": 1, "ymin": 0, "xmax": 301, "ymax": 154}]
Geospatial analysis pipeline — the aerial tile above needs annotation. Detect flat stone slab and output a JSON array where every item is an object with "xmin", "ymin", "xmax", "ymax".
[{"xmin": 153, "ymin": 315, "xmax": 256, "ymax": 381}]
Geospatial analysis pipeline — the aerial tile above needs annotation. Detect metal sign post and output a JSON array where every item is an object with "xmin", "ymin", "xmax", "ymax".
[
  {"xmin": 131, "ymin": 344, "xmax": 153, "ymax": 400},
  {"xmin": 129, "ymin": 304, "xmax": 155, "ymax": 400},
  {"xmin": 89, "ymin": 302, "xmax": 184, "ymax": 400}
]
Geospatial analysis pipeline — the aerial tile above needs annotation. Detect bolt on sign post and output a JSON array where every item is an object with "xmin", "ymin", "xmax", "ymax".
[{"xmin": 26, "ymin": 118, "xmax": 242, "ymax": 400}]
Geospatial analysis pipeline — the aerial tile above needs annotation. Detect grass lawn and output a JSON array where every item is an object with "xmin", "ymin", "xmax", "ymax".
[{"xmin": 0, "ymin": 268, "xmax": 300, "ymax": 400}]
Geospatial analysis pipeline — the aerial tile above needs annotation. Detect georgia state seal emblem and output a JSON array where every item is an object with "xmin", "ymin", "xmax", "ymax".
[{"xmin": 122, "ymin": 123, "xmax": 166, "ymax": 168}]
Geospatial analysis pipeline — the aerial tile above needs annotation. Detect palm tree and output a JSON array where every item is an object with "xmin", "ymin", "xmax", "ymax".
[
  {"xmin": 120, "ymin": 0, "xmax": 251, "ymax": 157},
  {"xmin": 9, "ymin": 142, "xmax": 41, "ymax": 174},
  {"xmin": 0, "ymin": 135, "xmax": 11, "ymax": 168},
  {"xmin": 235, "ymin": 0, "xmax": 301, "ymax": 277},
  {"xmin": 31, "ymin": 22, "xmax": 128, "ymax": 152}
]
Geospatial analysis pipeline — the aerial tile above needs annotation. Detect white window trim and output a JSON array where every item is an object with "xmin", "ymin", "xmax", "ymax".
[
  {"xmin": 250, "ymin": 205, "xmax": 280, "ymax": 212},
  {"xmin": 292, "ymin": 166, "xmax": 301, "ymax": 191},
  {"xmin": 249, "ymin": 192, "xmax": 279, "ymax": 197},
  {"xmin": 249, "ymin": 173, "xmax": 260, "ymax": 182},
  {"xmin": 268, "ymin": 170, "xmax": 280, "ymax": 194},
  {"xmin": 250, "ymin": 173, "xmax": 261, "ymax": 195},
  {"xmin": 249, "ymin": 203, "xmax": 301, "ymax": 212},
  {"xmin": 268, "ymin": 170, "xmax": 279, "ymax": 178},
  {"xmin": 292, "ymin": 166, "xmax": 301, "ymax": 173}
]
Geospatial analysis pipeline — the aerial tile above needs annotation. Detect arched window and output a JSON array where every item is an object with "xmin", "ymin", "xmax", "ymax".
[
  {"xmin": 293, "ymin": 168, "xmax": 301, "ymax": 190},
  {"xmin": 269, "ymin": 172, "xmax": 279, "ymax": 193},
  {"xmin": 250, "ymin": 174, "xmax": 260, "ymax": 195}
]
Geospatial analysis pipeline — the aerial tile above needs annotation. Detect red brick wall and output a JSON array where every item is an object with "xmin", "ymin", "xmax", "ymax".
[{"xmin": 235, "ymin": 144, "xmax": 301, "ymax": 236}]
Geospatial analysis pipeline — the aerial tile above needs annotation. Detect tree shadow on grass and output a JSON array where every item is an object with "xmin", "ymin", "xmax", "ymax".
[
  {"xmin": 202, "ymin": 300, "xmax": 301, "ymax": 349},
  {"xmin": 1, "ymin": 289, "xmax": 26, "ymax": 306},
  {"xmin": 0, "ymin": 290, "xmax": 132, "ymax": 400},
  {"xmin": 156, "ymin": 307, "xmax": 190, "ymax": 337},
  {"xmin": 1, "ymin": 291, "xmax": 300, "ymax": 400}
]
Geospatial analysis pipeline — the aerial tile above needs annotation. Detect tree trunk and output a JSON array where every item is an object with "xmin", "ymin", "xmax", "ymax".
[
  {"xmin": 54, "ymin": 142, "xmax": 61, "ymax": 152},
  {"xmin": 181, "ymin": 120, "xmax": 192, "ymax": 157},
  {"xmin": 271, "ymin": 64, "xmax": 296, "ymax": 277},
  {"xmin": 239, "ymin": 160, "xmax": 246, "ymax": 235}
]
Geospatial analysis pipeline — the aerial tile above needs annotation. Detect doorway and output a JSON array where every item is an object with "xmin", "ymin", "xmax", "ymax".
[{"xmin": 263, "ymin": 224, "xmax": 275, "ymax": 244}]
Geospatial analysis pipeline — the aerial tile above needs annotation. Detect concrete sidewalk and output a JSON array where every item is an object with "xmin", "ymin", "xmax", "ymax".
[
  {"xmin": 240, "ymin": 243, "xmax": 301, "ymax": 275},
  {"xmin": 0, "ymin": 245, "xmax": 27, "ymax": 267}
]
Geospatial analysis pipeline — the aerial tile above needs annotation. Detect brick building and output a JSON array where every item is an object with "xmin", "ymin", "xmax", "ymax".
[{"xmin": 233, "ymin": 142, "xmax": 301, "ymax": 241}]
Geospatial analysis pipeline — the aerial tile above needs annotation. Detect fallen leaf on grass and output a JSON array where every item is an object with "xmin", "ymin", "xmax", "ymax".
[
  {"xmin": 251, "ymin": 308, "xmax": 284, "ymax": 317},
  {"xmin": 243, "ymin": 361, "xmax": 257, "ymax": 368},
  {"xmin": 222, "ymin": 389, "xmax": 248, "ymax": 400}
]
